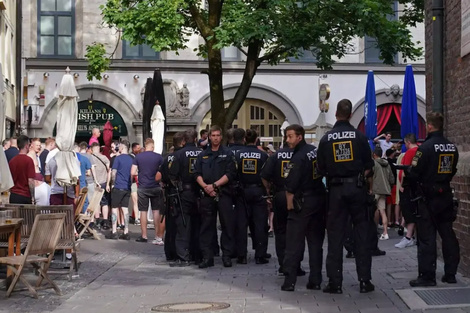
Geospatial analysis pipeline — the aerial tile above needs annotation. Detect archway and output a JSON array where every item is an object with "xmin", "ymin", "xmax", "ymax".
[{"xmin": 200, "ymin": 99, "xmax": 286, "ymax": 148}]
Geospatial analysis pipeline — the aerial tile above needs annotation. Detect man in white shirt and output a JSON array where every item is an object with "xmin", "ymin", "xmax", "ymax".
[{"xmin": 374, "ymin": 132, "xmax": 394, "ymax": 157}]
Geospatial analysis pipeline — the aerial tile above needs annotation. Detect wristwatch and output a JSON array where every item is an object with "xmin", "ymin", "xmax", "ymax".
[{"xmin": 212, "ymin": 183, "xmax": 218, "ymax": 189}]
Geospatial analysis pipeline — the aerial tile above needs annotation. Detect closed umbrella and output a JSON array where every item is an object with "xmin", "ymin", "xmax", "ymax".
[
  {"xmin": 55, "ymin": 67, "xmax": 81, "ymax": 187},
  {"xmin": 151, "ymin": 102, "xmax": 165, "ymax": 154},
  {"xmin": 400, "ymin": 65, "xmax": 418, "ymax": 152},
  {"xmin": 280, "ymin": 119, "xmax": 290, "ymax": 148},
  {"xmin": 102, "ymin": 120, "xmax": 114, "ymax": 159},
  {"xmin": 364, "ymin": 70, "xmax": 377, "ymax": 150},
  {"xmin": 0, "ymin": 149, "xmax": 13, "ymax": 193}
]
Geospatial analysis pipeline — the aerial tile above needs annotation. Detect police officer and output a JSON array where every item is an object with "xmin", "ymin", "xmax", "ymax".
[
  {"xmin": 194, "ymin": 125, "xmax": 237, "ymax": 268},
  {"xmin": 228, "ymin": 128, "xmax": 250, "ymax": 264},
  {"xmin": 279, "ymin": 124, "xmax": 326, "ymax": 291},
  {"xmin": 317, "ymin": 99, "xmax": 375, "ymax": 294},
  {"xmin": 235, "ymin": 129, "xmax": 270, "ymax": 264},
  {"xmin": 160, "ymin": 132, "xmax": 184, "ymax": 263},
  {"xmin": 261, "ymin": 142, "xmax": 293, "ymax": 273},
  {"xmin": 408, "ymin": 112, "xmax": 459, "ymax": 286},
  {"xmin": 169, "ymin": 129, "xmax": 203, "ymax": 266}
]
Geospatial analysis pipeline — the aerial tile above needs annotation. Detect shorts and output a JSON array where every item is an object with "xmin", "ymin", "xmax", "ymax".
[
  {"xmin": 131, "ymin": 183, "xmax": 137, "ymax": 193},
  {"xmin": 111, "ymin": 189, "xmax": 130, "ymax": 208},
  {"xmin": 375, "ymin": 194, "xmax": 386, "ymax": 211},
  {"xmin": 386, "ymin": 185, "xmax": 397, "ymax": 205},
  {"xmin": 137, "ymin": 187, "xmax": 163, "ymax": 211},
  {"xmin": 399, "ymin": 190, "xmax": 416, "ymax": 224},
  {"xmin": 100, "ymin": 182, "xmax": 110, "ymax": 207}
]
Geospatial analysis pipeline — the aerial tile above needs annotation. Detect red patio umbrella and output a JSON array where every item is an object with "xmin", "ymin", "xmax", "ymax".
[{"xmin": 102, "ymin": 120, "xmax": 114, "ymax": 159}]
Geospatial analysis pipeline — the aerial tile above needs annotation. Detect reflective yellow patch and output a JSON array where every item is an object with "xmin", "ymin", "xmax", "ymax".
[
  {"xmin": 312, "ymin": 160, "xmax": 320, "ymax": 179},
  {"xmin": 438, "ymin": 154, "xmax": 454, "ymax": 174},
  {"xmin": 281, "ymin": 160, "xmax": 289, "ymax": 178},
  {"xmin": 203, "ymin": 156, "xmax": 209, "ymax": 159},
  {"xmin": 188, "ymin": 158, "xmax": 196, "ymax": 173},
  {"xmin": 333, "ymin": 141, "xmax": 354, "ymax": 162},
  {"xmin": 242, "ymin": 159, "xmax": 257, "ymax": 174}
]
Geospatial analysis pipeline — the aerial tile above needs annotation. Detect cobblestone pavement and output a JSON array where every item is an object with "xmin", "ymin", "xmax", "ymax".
[{"xmin": 1, "ymin": 225, "xmax": 469, "ymax": 313}]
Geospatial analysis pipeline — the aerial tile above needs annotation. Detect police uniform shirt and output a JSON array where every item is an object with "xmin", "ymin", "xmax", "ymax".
[
  {"xmin": 285, "ymin": 141, "xmax": 324, "ymax": 194},
  {"xmin": 161, "ymin": 149, "xmax": 180, "ymax": 186},
  {"xmin": 235, "ymin": 145, "xmax": 268, "ymax": 186},
  {"xmin": 169, "ymin": 144, "xmax": 202, "ymax": 185},
  {"xmin": 229, "ymin": 144, "xmax": 245, "ymax": 156},
  {"xmin": 260, "ymin": 147, "xmax": 293, "ymax": 190},
  {"xmin": 194, "ymin": 145, "xmax": 237, "ymax": 184},
  {"xmin": 317, "ymin": 120, "xmax": 373, "ymax": 178},
  {"xmin": 409, "ymin": 131, "xmax": 459, "ymax": 185}
]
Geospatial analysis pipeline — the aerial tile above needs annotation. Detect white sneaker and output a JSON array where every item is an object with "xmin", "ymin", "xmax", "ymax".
[
  {"xmin": 152, "ymin": 237, "xmax": 164, "ymax": 246},
  {"xmin": 395, "ymin": 237, "xmax": 411, "ymax": 248},
  {"xmin": 379, "ymin": 233, "xmax": 389, "ymax": 240},
  {"xmin": 406, "ymin": 238, "xmax": 416, "ymax": 247}
]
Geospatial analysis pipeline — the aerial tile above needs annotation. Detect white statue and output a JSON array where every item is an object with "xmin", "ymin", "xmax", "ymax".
[{"xmin": 151, "ymin": 100, "xmax": 165, "ymax": 154}]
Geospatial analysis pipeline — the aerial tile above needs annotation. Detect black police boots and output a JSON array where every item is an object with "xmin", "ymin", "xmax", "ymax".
[
  {"xmin": 323, "ymin": 283, "xmax": 342, "ymax": 294},
  {"xmin": 359, "ymin": 281, "xmax": 375, "ymax": 293},
  {"xmin": 306, "ymin": 281, "xmax": 321, "ymax": 290},
  {"xmin": 345, "ymin": 251, "xmax": 355, "ymax": 258},
  {"xmin": 198, "ymin": 258, "xmax": 214, "ymax": 269},
  {"xmin": 442, "ymin": 274, "xmax": 457, "ymax": 284},
  {"xmin": 222, "ymin": 257, "xmax": 232, "ymax": 267},
  {"xmin": 236, "ymin": 256, "xmax": 247, "ymax": 264},
  {"xmin": 281, "ymin": 282, "xmax": 295, "ymax": 292},
  {"xmin": 409, "ymin": 276, "xmax": 436, "ymax": 287},
  {"xmin": 255, "ymin": 257, "xmax": 269, "ymax": 264}
]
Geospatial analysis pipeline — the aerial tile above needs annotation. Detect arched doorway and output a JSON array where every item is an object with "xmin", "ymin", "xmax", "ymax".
[
  {"xmin": 200, "ymin": 99, "xmax": 286, "ymax": 148},
  {"xmin": 357, "ymin": 103, "xmax": 426, "ymax": 140},
  {"xmin": 53, "ymin": 100, "xmax": 128, "ymax": 144}
]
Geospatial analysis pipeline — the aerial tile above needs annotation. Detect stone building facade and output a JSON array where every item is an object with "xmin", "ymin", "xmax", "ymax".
[
  {"xmin": 425, "ymin": 0, "xmax": 470, "ymax": 274},
  {"xmin": 21, "ymin": 0, "xmax": 425, "ymax": 150}
]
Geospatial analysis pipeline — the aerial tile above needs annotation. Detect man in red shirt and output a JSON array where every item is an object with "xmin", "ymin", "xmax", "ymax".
[
  {"xmin": 8, "ymin": 135, "xmax": 36, "ymax": 204},
  {"xmin": 395, "ymin": 133, "xmax": 419, "ymax": 249}
]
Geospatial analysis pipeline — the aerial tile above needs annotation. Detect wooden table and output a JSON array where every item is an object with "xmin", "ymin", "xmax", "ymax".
[{"xmin": 0, "ymin": 218, "xmax": 23, "ymax": 287}]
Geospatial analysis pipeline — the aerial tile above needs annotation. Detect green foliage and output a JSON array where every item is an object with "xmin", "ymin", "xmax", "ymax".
[{"xmin": 85, "ymin": 43, "xmax": 110, "ymax": 81}]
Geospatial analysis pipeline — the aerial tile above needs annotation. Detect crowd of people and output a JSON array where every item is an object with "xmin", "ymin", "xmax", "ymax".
[{"xmin": 1, "ymin": 98, "xmax": 460, "ymax": 293}]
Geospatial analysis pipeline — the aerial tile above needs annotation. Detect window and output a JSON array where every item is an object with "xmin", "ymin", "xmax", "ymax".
[
  {"xmin": 122, "ymin": 40, "xmax": 160, "ymax": 59},
  {"xmin": 38, "ymin": 0, "xmax": 74, "ymax": 57},
  {"xmin": 365, "ymin": 1, "xmax": 398, "ymax": 63},
  {"xmin": 222, "ymin": 46, "xmax": 240, "ymax": 61},
  {"xmin": 288, "ymin": 48, "xmax": 317, "ymax": 63}
]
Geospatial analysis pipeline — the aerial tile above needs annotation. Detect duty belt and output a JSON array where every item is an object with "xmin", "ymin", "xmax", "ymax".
[
  {"xmin": 181, "ymin": 183, "xmax": 196, "ymax": 191},
  {"xmin": 243, "ymin": 183, "xmax": 263, "ymax": 188},
  {"xmin": 329, "ymin": 177, "xmax": 357, "ymax": 184}
]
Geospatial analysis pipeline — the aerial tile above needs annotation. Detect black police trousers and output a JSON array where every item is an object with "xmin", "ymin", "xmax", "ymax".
[
  {"xmin": 199, "ymin": 192, "xmax": 235, "ymax": 260},
  {"xmin": 164, "ymin": 206, "xmax": 177, "ymax": 261},
  {"xmin": 233, "ymin": 193, "xmax": 248, "ymax": 258},
  {"xmin": 283, "ymin": 193, "xmax": 326, "ymax": 285},
  {"xmin": 244, "ymin": 186, "xmax": 269, "ymax": 259},
  {"xmin": 174, "ymin": 190, "xmax": 200, "ymax": 262},
  {"xmin": 326, "ymin": 183, "xmax": 371, "ymax": 285},
  {"xmin": 417, "ymin": 192, "xmax": 460, "ymax": 279},
  {"xmin": 273, "ymin": 190, "xmax": 305, "ymax": 267}
]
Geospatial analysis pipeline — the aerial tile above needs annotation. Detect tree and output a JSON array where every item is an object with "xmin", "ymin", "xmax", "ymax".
[{"xmin": 86, "ymin": 0, "xmax": 424, "ymax": 131}]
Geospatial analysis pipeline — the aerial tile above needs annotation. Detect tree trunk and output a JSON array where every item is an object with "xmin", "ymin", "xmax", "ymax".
[
  {"xmin": 224, "ymin": 40, "xmax": 262, "ymax": 131},
  {"xmin": 206, "ymin": 41, "xmax": 225, "ymax": 130}
]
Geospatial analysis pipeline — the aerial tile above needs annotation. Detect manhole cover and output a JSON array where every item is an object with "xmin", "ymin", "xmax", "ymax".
[{"xmin": 152, "ymin": 302, "xmax": 230, "ymax": 312}]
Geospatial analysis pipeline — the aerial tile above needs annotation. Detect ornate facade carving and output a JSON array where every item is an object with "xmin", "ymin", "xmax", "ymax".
[
  {"xmin": 385, "ymin": 84, "xmax": 403, "ymax": 100},
  {"xmin": 140, "ymin": 80, "xmax": 191, "ymax": 119}
]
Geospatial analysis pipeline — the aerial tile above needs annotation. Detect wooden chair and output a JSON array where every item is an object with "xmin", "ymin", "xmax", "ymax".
[
  {"xmin": 36, "ymin": 205, "xmax": 78, "ymax": 281},
  {"xmin": 76, "ymin": 187, "xmax": 104, "ymax": 240},
  {"xmin": 1, "ymin": 205, "xmax": 40, "ymax": 249},
  {"xmin": 74, "ymin": 187, "xmax": 88, "ymax": 219},
  {"xmin": 0, "ymin": 213, "xmax": 66, "ymax": 298}
]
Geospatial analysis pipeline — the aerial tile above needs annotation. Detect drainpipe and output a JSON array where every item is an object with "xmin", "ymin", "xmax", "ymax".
[
  {"xmin": 432, "ymin": 0, "xmax": 444, "ymax": 114},
  {"xmin": 16, "ymin": 0, "xmax": 22, "ymax": 134}
]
